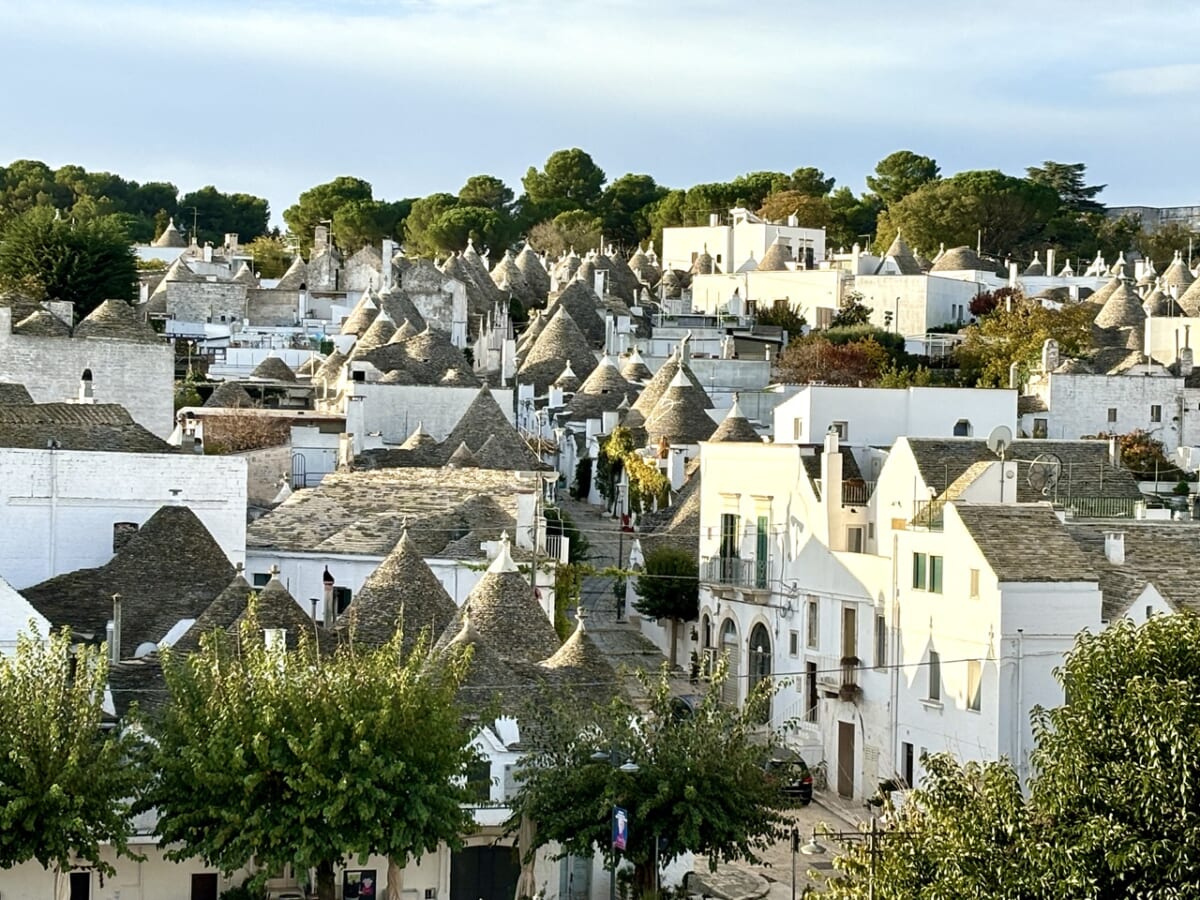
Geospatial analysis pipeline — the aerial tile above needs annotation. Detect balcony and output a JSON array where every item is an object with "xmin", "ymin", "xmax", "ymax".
[
  {"xmin": 815, "ymin": 654, "xmax": 862, "ymax": 702},
  {"xmin": 700, "ymin": 555, "xmax": 770, "ymax": 592},
  {"xmin": 909, "ymin": 499, "xmax": 946, "ymax": 531}
]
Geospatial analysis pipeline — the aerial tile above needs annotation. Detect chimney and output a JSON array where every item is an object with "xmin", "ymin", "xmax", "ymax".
[
  {"xmin": 111, "ymin": 593, "xmax": 122, "ymax": 664},
  {"xmin": 313, "ymin": 225, "xmax": 329, "ymax": 253},
  {"xmin": 821, "ymin": 428, "xmax": 844, "ymax": 532},
  {"xmin": 1181, "ymin": 347, "xmax": 1194, "ymax": 378},
  {"xmin": 225, "ymin": 233, "xmax": 239, "ymax": 254},
  {"xmin": 1104, "ymin": 531, "xmax": 1125, "ymax": 565},
  {"xmin": 548, "ymin": 385, "xmax": 564, "ymax": 408},
  {"xmin": 322, "ymin": 566, "xmax": 335, "ymax": 626},
  {"xmin": 602, "ymin": 410, "xmax": 620, "ymax": 433},
  {"xmin": 709, "ymin": 213, "xmax": 720, "ymax": 227},
  {"xmin": 1009, "ymin": 361, "xmax": 1022, "ymax": 390},
  {"xmin": 1046, "ymin": 248, "xmax": 1055, "ymax": 278},
  {"xmin": 381, "ymin": 239, "xmax": 396, "ymax": 291},
  {"xmin": 1109, "ymin": 436, "xmax": 1122, "ymax": 468}
]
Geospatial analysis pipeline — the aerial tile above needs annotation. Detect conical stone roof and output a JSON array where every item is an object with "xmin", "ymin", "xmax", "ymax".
[
  {"xmin": 391, "ymin": 319, "xmax": 420, "ymax": 342},
  {"xmin": 1023, "ymin": 252, "xmax": 1045, "ymax": 277},
  {"xmin": 1094, "ymin": 282, "xmax": 1147, "ymax": 330},
  {"xmin": 438, "ymin": 613, "xmax": 530, "ymax": 712},
  {"xmin": 442, "ymin": 387, "xmax": 521, "ymax": 455},
  {"xmin": 238, "ymin": 576, "xmax": 317, "ymax": 650},
  {"xmin": 348, "ymin": 311, "xmax": 396, "ymax": 359},
  {"xmin": 251, "ymin": 355, "xmax": 297, "ymax": 382},
  {"xmin": 757, "ymin": 238, "xmax": 792, "ymax": 272},
  {"xmin": 491, "ymin": 250, "xmax": 535, "ymax": 307},
  {"xmin": 880, "ymin": 233, "xmax": 921, "ymax": 275},
  {"xmin": 1088, "ymin": 277, "xmax": 1122, "ymax": 307},
  {"xmin": 553, "ymin": 361, "xmax": 581, "ymax": 393},
  {"xmin": 163, "ymin": 255, "xmax": 203, "ymax": 283},
  {"xmin": 378, "ymin": 288, "xmax": 426, "ymax": 332},
  {"xmin": 1143, "ymin": 287, "xmax": 1184, "ymax": 318},
  {"xmin": 276, "ymin": 254, "xmax": 308, "ymax": 290},
  {"xmin": 152, "ymin": 217, "xmax": 187, "ymax": 248},
  {"xmin": 930, "ymin": 246, "xmax": 985, "ymax": 273},
  {"xmin": 518, "ymin": 306, "xmax": 599, "ymax": 394},
  {"xmin": 14, "ymin": 309, "xmax": 70, "ymax": 337},
  {"xmin": 74, "ymin": 300, "xmax": 161, "ymax": 344},
  {"xmin": 515, "ymin": 243, "xmax": 550, "ymax": 301},
  {"xmin": 709, "ymin": 396, "xmax": 760, "ymax": 443},
  {"xmin": 1176, "ymin": 277, "xmax": 1200, "ymax": 316},
  {"xmin": 445, "ymin": 442, "xmax": 480, "ymax": 468},
  {"xmin": 1161, "ymin": 252, "xmax": 1195, "ymax": 292},
  {"xmin": 340, "ymin": 293, "xmax": 379, "ymax": 336},
  {"xmin": 313, "ymin": 349, "xmax": 346, "ymax": 387},
  {"xmin": 473, "ymin": 432, "xmax": 544, "ymax": 471},
  {"xmin": 231, "ymin": 262, "xmax": 258, "ymax": 286},
  {"xmin": 620, "ymin": 347, "xmax": 653, "ymax": 382},
  {"xmin": 551, "ymin": 281, "xmax": 607, "ymax": 346},
  {"xmin": 204, "ymin": 381, "xmax": 254, "ymax": 408},
  {"xmin": 447, "ymin": 537, "xmax": 560, "ymax": 664},
  {"xmin": 564, "ymin": 355, "xmax": 633, "ymax": 420},
  {"xmin": 172, "ymin": 574, "xmax": 254, "ymax": 654},
  {"xmin": 539, "ymin": 613, "xmax": 618, "ymax": 701},
  {"xmin": 644, "ymin": 368, "xmax": 717, "ymax": 445},
  {"xmin": 630, "ymin": 350, "xmax": 712, "ymax": 417},
  {"xmin": 333, "ymin": 530, "xmax": 457, "ymax": 652}
]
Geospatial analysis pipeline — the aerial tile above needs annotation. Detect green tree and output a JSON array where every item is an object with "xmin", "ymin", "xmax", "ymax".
[
  {"xmin": 776, "ymin": 336, "xmax": 891, "ymax": 386},
  {"xmin": 1026, "ymin": 161, "xmax": 1105, "ymax": 214},
  {"xmin": 403, "ymin": 193, "xmax": 460, "ymax": 257},
  {"xmin": 600, "ymin": 173, "xmax": 668, "ymax": 249},
  {"xmin": 785, "ymin": 166, "xmax": 835, "ymax": 197},
  {"xmin": 332, "ymin": 198, "xmax": 409, "ymax": 250},
  {"xmin": 757, "ymin": 192, "xmax": 832, "ymax": 227},
  {"xmin": 754, "ymin": 302, "xmax": 807, "ymax": 342},
  {"xmin": 955, "ymin": 298, "xmax": 1094, "ymax": 387},
  {"xmin": 458, "ymin": 175, "xmax": 514, "ymax": 213},
  {"xmin": 831, "ymin": 290, "xmax": 873, "ymax": 327},
  {"xmin": 527, "ymin": 210, "xmax": 604, "ymax": 257},
  {"xmin": 880, "ymin": 170, "xmax": 1060, "ymax": 258},
  {"xmin": 865, "ymin": 150, "xmax": 941, "ymax": 207},
  {"xmin": 1137, "ymin": 222, "xmax": 1199, "ymax": 270},
  {"xmin": 178, "ymin": 186, "xmax": 269, "ymax": 246},
  {"xmin": 509, "ymin": 667, "xmax": 787, "ymax": 896},
  {"xmin": 826, "ymin": 187, "xmax": 882, "ymax": 250},
  {"xmin": 0, "ymin": 626, "xmax": 145, "ymax": 883},
  {"xmin": 634, "ymin": 547, "xmax": 699, "ymax": 667},
  {"xmin": 1078, "ymin": 429, "xmax": 1176, "ymax": 480},
  {"xmin": 0, "ymin": 206, "xmax": 136, "ymax": 319},
  {"xmin": 522, "ymin": 148, "xmax": 606, "ymax": 220},
  {"xmin": 243, "ymin": 235, "xmax": 291, "ymax": 279},
  {"xmin": 145, "ymin": 611, "xmax": 480, "ymax": 900},
  {"xmin": 284, "ymin": 176, "xmax": 375, "ymax": 253}
]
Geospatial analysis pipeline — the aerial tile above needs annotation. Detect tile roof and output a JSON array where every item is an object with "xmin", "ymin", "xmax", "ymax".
[
  {"xmin": 250, "ymin": 355, "xmax": 297, "ymax": 382},
  {"xmin": 0, "ymin": 403, "xmax": 174, "ymax": 452},
  {"xmin": 275, "ymin": 254, "xmax": 308, "ymax": 290},
  {"xmin": 953, "ymin": 502, "xmax": 1096, "ymax": 583},
  {"xmin": 879, "ymin": 234, "xmax": 922, "ymax": 275},
  {"xmin": 246, "ymin": 467, "xmax": 530, "ymax": 556},
  {"xmin": 446, "ymin": 441, "xmax": 480, "ymax": 468},
  {"xmin": 708, "ymin": 397, "xmax": 760, "ymax": 443},
  {"xmin": 902, "ymin": 437, "xmax": 1142, "ymax": 502},
  {"xmin": 14, "ymin": 309, "xmax": 70, "ymax": 336},
  {"xmin": 151, "ymin": 218, "xmax": 186, "ymax": 248},
  {"xmin": 540, "ymin": 614, "xmax": 620, "ymax": 703},
  {"xmin": 644, "ymin": 370, "xmax": 717, "ymax": 445},
  {"xmin": 0, "ymin": 382, "xmax": 33, "ymax": 405},
  {"xmin": 1160, "ymin": 252, "xmax": 1195, "ymax": 292},
  {"xmin": 518, "ymin": 306, "xmax": 599, "ymax": 393},
  {"xmin": 619, "ymin": 348, "xmax": 653, "ymax": 383},
  {"xmin": 473, "ymin": 431, "xmax": 547, "ymax": 471},
  {"xmin": 74, "ymin": 300, "xmax": 162, "ymax": 344},
  {"xmin": 23, "ymin": 505, "xmax": 234, "ymax": 656},
  {"xmin": 630, "ymin": 351, "xmax": 713, "ymax": 416},
  {"xmin": 171, "ymin": 574, "xmax": 255, "ymax": 654},
  {"xmin": 1067, "ymin": 522, "xmax": 1200, "ymax": 619},
  {"xmin": 364, "ymin": 327, "xmax": 477, "ymax": 386},
  {"xmin": 641, "ymin": 473, "xmax": 701, "ymax": 559},
  {"xmin": 1176, "ymin": 277, "xmax": 1200, "ymax": 317},
  {"xmin": 378, "ymin": 288, "xmax": 427, "ymax": 333},
  {"xmin": 332, "ymin": 529, "xmax": 457, "ymax": 653},
  {"xmin": 930, "ymin": 246, "xmax": 984, "ymax": 273},
  {"xmin": 347, "ymin": 311, "xmax": 396, "ymax": 360},
  {"xmin": 563, "ymin": 355, "xmax": 634, "ymax": 420},
  {"xmin": 340, "ymin": 293, "xmax": 379, "ymax": 336},
  {"xmin": 204, "ymin": 381, "xmax": 255, "ymax": 408},
  {"xmin": 757, "ymin": 238, "xmax": 792, "ymax": 272},
  {"xmin": 1094, "ymin": 282, "xmax": 1147, "ymax": 330},
  {"xmin": 515, "ymin": 243, "xmax": 550, "ymax": 300},
  {"xmin": 551, "ymin": 281, "xmax": 608, "ymax": 345},
  {"xmin": 0, "ymin": 289, "xmax": 42, "ymax": 321},
  {"xmin": 437, "ymin": 614, "xmax": 536, "ymax": 714}
]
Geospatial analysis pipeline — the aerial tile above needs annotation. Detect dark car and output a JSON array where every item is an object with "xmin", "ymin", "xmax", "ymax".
[{"xmin": 763, "ymin": 747, "xmax": 814, "ymax": 806}]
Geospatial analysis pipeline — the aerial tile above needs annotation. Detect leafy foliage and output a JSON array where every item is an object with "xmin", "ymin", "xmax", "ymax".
[
  {"xmin": 0, "ymin": 206, "xmax": 137, "ymax": 319},
  {"xmin": 969, "ymin": 286, "xmax": 1021, "ymax": 318},
  {"xmin": 243, "ymin": 235, "xmax": 291, "ymax": 279},
  {"xmin": 178, "ymin": 186, "xmax": 269, "ymax": 246},
  {"xmin": 0, "ymin": 626, "xmax": 145, "ymax": 876},
  {"xmin": 776, "ymin": 336, "xmax": 891, "ymax": 386},
  {"xmin": 831, "ymin": 290, "xmax": 873, "ymax": 327},
  {"xmin": 754, "ymin": 301, "xmax": 808, "ymax": 342},
  {"xmin": 866, "ymin": 150, "xmax": 941, "ymax": 207},
  {"xmin": 634, "ymin": 547, "xmax": 699, "ymax": 623},
  {"xmin": 144, "ymin": 610, "xmax": 480, "ymax": 900},
  {"xmin": 521, "ymin": 148, "xmax": 607, "ymax": 221},
  {"xmin": 509, "ymin": 667, "xmax": 788, "ymax": 894},
  {"xmin": 527, "ymin": 210, "xmax": 604, "ymax": 257},
  {"xmin": 955, "ymin": 298, "xmax": 1094, "ymax": 387},
  {"xmin": 1079, "ymin": 429, "xmax": 1176, "ymax": 479}
]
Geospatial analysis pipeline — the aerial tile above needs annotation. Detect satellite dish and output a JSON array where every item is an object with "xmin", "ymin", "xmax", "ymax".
[
  {"xmin": 1027, "ymin": 453, "xmax": 1062, "ymax": 497},
  {"xmin": 986, "ymin": 425, "xmax": 1014, "ymax": 459}
]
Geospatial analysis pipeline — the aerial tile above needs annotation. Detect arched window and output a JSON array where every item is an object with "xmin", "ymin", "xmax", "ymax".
[
  {"xmin": 721, "ymin": 618, "xmax": 740, "ymax": 706},
  {"xmin": 80, "ymin": 368, "xmax": 94, "ymax": 400},
  {"xmin": 748, "ymin": 623, "xmax": 772, "ymax": 724},
  {"xmin": 953, "ymin": 419, "xmax": 972, "ymax": 437},
  {"xmin": 701, "ymin": 613, "xmax": 712, "ymax": 649}
]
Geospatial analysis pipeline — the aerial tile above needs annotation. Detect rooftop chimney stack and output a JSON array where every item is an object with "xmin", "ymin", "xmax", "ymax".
[
  {"xmin": 111, "ymin": 593, "xmax": 122, "ymax": 664},
  {"xmin": 1104, "ymin": 531, "xmax": 1126, "ymax": 565}
]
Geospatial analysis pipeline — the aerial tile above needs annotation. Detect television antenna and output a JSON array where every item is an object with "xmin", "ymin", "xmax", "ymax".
[
  {"xmin": 1026, "ymin": 453, "xmax": 1062, "ymax": 497},
  {"xmin": 986, "ymin": 425, "xmax": 1013, "ymax": 460}
]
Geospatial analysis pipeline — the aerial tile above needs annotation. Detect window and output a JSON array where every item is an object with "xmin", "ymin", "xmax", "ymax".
[
  {"xmin": 969, "ymin": 567, "xmax": 980, "ymax": 599},
  {"xmin": 831, "ymin": 420, "xmax": 849, "ymax": 441},
  {"xmin": 352, "ymin": 369, "xmax": 366, "ymax": 383},
  {"xmin": 901, "ymin": 742, "xmax": 914, "ymax": 788},
  {"xmin": 1033, "ymin": 418, "xmax": 1048, "ymax": 438},
  {"xmin": 867, "ymin": 522, "xmax": 875, "ymax": 540},
  {"xmin": 789, "ymin": 630, "xmax": 799, "ymax": 657},
  {"xmin": 874, "ymin": 614, "xmax": 887, "ymax": 669},
  {"xmin": 928, "ymin": 651, "xmax": 941, "ymax": 701},
  {"xmin": 252, "ymin": 572, "xmax": 271, "ymax": 588},
  {"xmin": 755, "ymin": 516, "xmax": 769, "ymax": 588},
  {"xmin": 806, "ymin": 597, "xmax": 819, "ymax": 649},
  {"xmin": 1151, "ymin": 404, "xmax": 1163, "ymax": 423},
  {"xmin": 465, "ymin": 759, "xmax": 493, "ymax": 803},
  {"xmin": 912, "ymin": 552, "xmax": 927, "ymax": 589},
  {"xmin": 929, "ymin": 555, "xmax": 944, "ymax": 593},
  {"xmin": 846, "ymin": 526, "xmax": 864, "ymax": 553},
  {"xmin": 952, "ymin": 419, "xmax": 972, "ymax": 437},
  {"xmin": 1107, "ymin": 407, "xmax": 1118, "ymax": 423},
  {"xmin": 70, "ymin": 872, "xmax": 91, "ymax": 900},
  {"xmin": 112, "ymin": 522, "xmax": 139, "ymax": 552},
  {"xmin": 967, "ymin": 659, "xmax": 982, "ymax": 712},
  {"xmin": 841, "ymin": 606, "xmax": 857, "ymax": 660},
  {"xmin": 332, "ymin": 586, "xmax": 353, "ymax": 615},
  {"xmin": 793, "ymin": 417, "xmax": 803, "ymax": 441}
]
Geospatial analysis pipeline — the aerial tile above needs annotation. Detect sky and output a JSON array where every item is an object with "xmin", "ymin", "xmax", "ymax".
[{"xmin": 0, "ymin": 0, "xmax": 1197, "ymax": 226}]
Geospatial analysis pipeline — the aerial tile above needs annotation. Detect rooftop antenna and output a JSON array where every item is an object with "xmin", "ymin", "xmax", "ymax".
[{"xmin": 985, "ymin": 425, "xmax": 1013, "ymax": 460}]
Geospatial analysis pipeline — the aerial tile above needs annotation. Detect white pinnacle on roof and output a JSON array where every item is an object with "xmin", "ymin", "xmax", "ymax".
[
  {"xmin": 488, "ymin": 532, "xmax": 518, "ymax": 574},
  {"xmin": 668, "ymin": 367, "xmax": 690, "ymax": 389}
]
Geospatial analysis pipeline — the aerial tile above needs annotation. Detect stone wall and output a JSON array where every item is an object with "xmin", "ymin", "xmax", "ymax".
[
  {"xmin": 402, "ymin": 261, "xmax": 468, "ymax": 346},
  {"xmin": 0, "ymin": 308, "xmax": 175, "ymax": 437},
  {"xmin": 166, "ymin": 281, "xmax": 247, "ymax": 323},
  {"xmin": 247, "ymin": 289, "xmax": 298, "ymax": 327}
]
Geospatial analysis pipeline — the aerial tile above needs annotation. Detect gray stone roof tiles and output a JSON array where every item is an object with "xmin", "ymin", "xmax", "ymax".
[
  {"xmin": 0, "ymin": 403, "xmax": 173, "ymax": 452},
  {"xmin": 74, "ymin": 300, "xmax": 162, "ymax": 344},
  {"xmin": 250, "ymin": 355, "xmax": 297, "ymax": 382},
  {"xmin": 518, "ymin": 306, "xmax": 599, "ymax": 394},
  {"xmin": 954, "ymin": 502, "xmax": 1095, "ymax": 583},
  {"xmin": 14, "ymin": 309, "xmax": 70, "ymax": 336},
  {"xmin": 204, "ymin": 381, "xmax": 255, "ymax": 409},
  {"xmin": 0, "ymin": 382, "xmax": 33, "ymax": 405}
]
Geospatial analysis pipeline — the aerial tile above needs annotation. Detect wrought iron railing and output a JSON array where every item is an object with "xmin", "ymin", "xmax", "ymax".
[{"xmin": 700, "ymin": 556, "xmax": 770, "ymax": 590}]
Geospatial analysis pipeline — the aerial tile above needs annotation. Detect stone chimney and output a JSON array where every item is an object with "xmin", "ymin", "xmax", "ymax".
[
  {"xmin": 322, "ymin": 565, "xmax": 335, "ymax": 626},
  {"xmin": 1181, "ymin": 347, "xmax": 1194, "ymax": 378},
  {"xmin": 1046, "ymin": 248, "xmax": 1056, "ymax": 278},
  {"xmin": 1104, "ymin": 531, "xmax": 1125, "ymax": 565},
  {"xmin": 313, "ymin": 225, "xmax": 329, "ymax": 253},
  {"xmin": 110, "ymin": 593, "xmax": 122, "ymax": 664},
  {"xmin": 1009, "ymin": 361, "xmax": 1022, "ymax": 390},
  {"xmin": 821, "ymin": 428, "xmax": 844, "ymax": 542}
]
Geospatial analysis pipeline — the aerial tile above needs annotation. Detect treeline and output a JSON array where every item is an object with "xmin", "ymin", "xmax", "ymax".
[{"xmin": 0, "ymin": 159, "xmax": 270, "ymax": 246}]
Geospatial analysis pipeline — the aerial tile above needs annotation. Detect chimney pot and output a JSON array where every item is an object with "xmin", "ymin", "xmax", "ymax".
[{"xmin": 1104, "ymin": 531, "xmax": 1125, "ymax": 565}]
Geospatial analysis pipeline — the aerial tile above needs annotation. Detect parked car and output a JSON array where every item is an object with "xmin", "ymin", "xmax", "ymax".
[{"xmin": 763, "ymin": 747, "xmax": 814, "ymax": 806}]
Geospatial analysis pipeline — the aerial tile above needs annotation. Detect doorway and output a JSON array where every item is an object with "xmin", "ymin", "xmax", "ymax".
[
  {"xmin": 69, "ymin": 873, "xmax": 91, "ymax": 900},
  {"xmin": 192, "ymin": 873, "xmax": 219, "ymax": 900},
  {"xmin": 450, "ymin": 845, "xmax": 521, "ymax": 900},
  {"xmin": 837, "ymin": 721, "xmax": 856, "ymax": 798}
]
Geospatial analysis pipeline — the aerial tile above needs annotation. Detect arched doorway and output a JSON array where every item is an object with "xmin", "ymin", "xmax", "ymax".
[
  {"xmin": 748, "ymin": 623, "xmax": 772, "ymax": 724},
  {"xmin": 720, "ymin": 618, "xmax": 739, "ymax": 706}
]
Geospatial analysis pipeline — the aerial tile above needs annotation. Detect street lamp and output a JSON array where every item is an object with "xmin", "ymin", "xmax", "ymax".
[
  {"xmin": 800, "ymin": 817, "xmax": 884, "ymax": 900},
  {"xmin": 589, "ymin": 747, "xmax": 639, "ymax": 900}
]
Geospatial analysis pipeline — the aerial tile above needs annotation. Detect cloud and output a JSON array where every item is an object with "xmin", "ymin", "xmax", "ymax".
[{"xmin": 1101, "ymin": 63, "xmax": 1200, "ymax": 97}]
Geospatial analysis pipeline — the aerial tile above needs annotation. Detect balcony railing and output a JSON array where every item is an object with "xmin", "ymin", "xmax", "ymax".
[
  {"xmin": 842, "ymin": 480, "xmax": 876, "ymax": 506},
  {"xmin": 910, "ymin": 499, "xmax": 946, "ymax": 531},
  {"xmin": 700, "ymin": 556, "xmax": 770, "ymax": 591}
]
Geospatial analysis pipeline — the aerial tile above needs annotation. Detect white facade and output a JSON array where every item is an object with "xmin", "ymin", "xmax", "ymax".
[
  {"xmin": 346, "ymin": 382, "xmax": 515, "ymax": 444},
  {"xmin": 0, "ymin": 448, "xmax": 247, "ymax": 589},
  {"xmin": 689, "ymin": 270, "xmax": 844, "ymax": 325},
  {"xmin": 772, "ymin": 385, "xmax": 1017, "ymax": 447},
  {"xmin": 661, "ymin": 210, "xmax": 826, "ymax": 274},
  {"xmin": 854, "ymin": 274, "xmax": 980, "ymax": 336},
  {"xmin": 0, "ymin": 573, "xmax": 49, "ymax": 655},
  {"xmin": 0, "ymin": 308, "xmax": 175, "ymax": 438}
]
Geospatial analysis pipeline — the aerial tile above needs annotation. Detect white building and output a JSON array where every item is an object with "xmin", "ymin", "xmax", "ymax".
[
  {"xmin": 661, "ymin": 208, "xmax": 826, "ymax": 275},
  {"xmin": 772, "ymin": 385, "xmax": 1017, "ymax": 447}
]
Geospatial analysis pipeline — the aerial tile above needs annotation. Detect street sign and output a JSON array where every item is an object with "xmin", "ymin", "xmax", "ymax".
[{"xmin": 612, "ymin": 806, "xmax": 628, "ymax": 851}]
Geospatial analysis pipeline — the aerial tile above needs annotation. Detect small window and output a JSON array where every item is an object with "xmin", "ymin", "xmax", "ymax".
[
  {"xmin": 465, "ymin": 759, "xmax": 492, "ymax": 803},
  {"xmin": 806, "ymin": 597, "xmax": 819, "ymax": 649},
  {"xmin": 352, "ymin": 370, "xmax": 366, "ymax": 383},
  {"xmin": 874, "ymin": 613, "xmax": 887, "ymax": 669},
  {"xmin": 112, "ymin": 521, "xmax": 139, "ymax": 553},
  {"xmin": 332, "ymin": 586, "xmax": 353, "ymax": 615},
  {"xmin": 867, "ymin": 522, "xmax": 875, "ymax": 540},
  {"xmin": 952, "ymin": 419, "xmax": 971, "ymax": 437},
  {"xmin": 1033, "ymin": 417, "xmax": 1048, "ymax": 439},
  {"xmin": 928, "ymin": 651, "xmax": 941, "ymax": 701},
  {"xmin": 793, "ymin": 417, "xmax": 803, "ymax": 441},
  {"xmin": 1151, "ymin": 405, "xmax": 1162, "ymax": 423},
  {"xmin": 912, "ymin": 552, "xmax": 927, "ymax": 590},
  {"xmin": 252, "ymin": 573, "xmax": 271, "ymax": 588},
  {"xmin": 1107, "ymin": 407, "xmax": 1118, "ymax": 423},
  {"xmin": 832, "ymin": 420, "xmax": 849, "ymax": 441},
  {"xmin": 847, "ymin": 526, "xmax": 864, "ymax": 553},
  {"xmin": 901, "ymin": 742, "xmax": 914, "ymax": 788},
  {"xmin": 789, "ymin": 630, "xmax": 799, "ymax": 657},
  {"xmin": 1145, "ymin": 605, "xmax": 1153, "ymax": 620},
  {"xmin": 929, "ymin": 556, "xmax": 944, "ymax": 593},
  {"xmin": 967, "ymin": 659, "xmax": 982, "ymax": 711},
  {"xmin": 969, "ymin": 567, "xmax": 980, "ymax": 599}
]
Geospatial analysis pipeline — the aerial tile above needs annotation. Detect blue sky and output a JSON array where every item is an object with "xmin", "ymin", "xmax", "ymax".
[{"xmin": 0, "ymin": 0, "xmax": 1196, "ymax": 225}]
